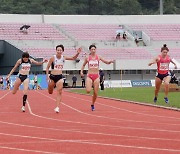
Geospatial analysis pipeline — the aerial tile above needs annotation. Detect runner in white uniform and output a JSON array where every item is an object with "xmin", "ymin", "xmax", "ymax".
[
  {"xmin": 6, "ymin": 52, "xmax": 47, "ymax": 112},
  {"xmin": 46, "ymin": 44, "xmax": 82, "ymax": 113}
]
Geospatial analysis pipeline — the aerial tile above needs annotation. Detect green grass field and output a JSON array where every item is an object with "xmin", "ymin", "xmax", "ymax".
[{"xmin": 71, "ymin": 87, "xmax": 180, "ymax": 108}]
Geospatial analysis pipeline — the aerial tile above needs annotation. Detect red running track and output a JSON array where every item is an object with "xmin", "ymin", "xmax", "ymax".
[{"xmin": 0, "ymin": 90, "xmax": 180, "ymax": 154}]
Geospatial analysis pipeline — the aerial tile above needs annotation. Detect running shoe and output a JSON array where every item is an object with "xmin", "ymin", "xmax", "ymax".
[
  {"xmin": 153, "ymin": 97, "xmax": 157, "ymax": 103},
  {"xmin": 164, "ymin": 97, "xmax": 169, "ymax": 104},
  {"xmin": 54, "ymin": 107, "xmax": 59, "ymax": 113},
  {"xmin": 91, "ymin": 105, "xmax": 95, "ymax": 111},
  {"xmin": 21, "ymin": 106, "xmax": 25, "ymax": 112}
]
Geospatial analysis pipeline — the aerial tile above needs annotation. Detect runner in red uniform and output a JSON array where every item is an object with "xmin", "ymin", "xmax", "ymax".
[
  {"xmin": 81, "ymin": 45, "xmax": 114, "ymax": 111},
  {"xmin": 148, "ymin": 44, "xmax": 177, "ymax": 103}
]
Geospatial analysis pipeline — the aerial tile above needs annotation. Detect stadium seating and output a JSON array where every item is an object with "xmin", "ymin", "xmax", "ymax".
[
  {"xmin": 154, "ymin": 48, "xmax": 180, "ymax": 59},
  {"xmin": 1, "ymin": 22, "xmax": 178, "ymax": 60},
  {"xmin": 21, "ymin": 47, "xmax": 152, "ymax": 60},
  {"xmin": 97, "ymin": 48, "xmax": 152, "ymax": 59},
  {"xmin": 129, "ymin": 24, "xmax": 180, "ymax": 41},
  {"xmin": 0, "ymin": 23, "xmax": 67, "ymax": 40},
  {"xmin": 1, "ymin": 22, "xmax": 180, "ymax": 42},
  {"xmin": 59, "ymin": 24, "xmax": 123, "ymax": 40},
  {"xmin": 21, "ymin": 47, "xmax": 85, "ymax": 59}
]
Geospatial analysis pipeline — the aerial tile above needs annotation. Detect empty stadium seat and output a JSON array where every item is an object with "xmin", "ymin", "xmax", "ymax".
[
  {"xmin": 60, "ymin": 24, "xmax": 123, "ymax": 41},
  {"xmin": 0, "ymin": 23, "xmax": 67, "ymax": 40},
  {"xmin": 129, "ymin": 24, "xmax": 180, "ymax": 41}
]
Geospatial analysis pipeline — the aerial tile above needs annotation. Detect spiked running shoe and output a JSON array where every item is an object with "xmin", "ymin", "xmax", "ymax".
[
  {"xmin": 91, "ymin": 105, "xmax": 95, "ymax": 111},
  {"xmin": 164, "ymin": 97, "xmax": 169, "ymax": 104},
  {"xmin": 21, "ymin": 106, "xmax": 25, "ymax": 112},
  {"xmin": 54, "ymin": 107, "xmax": 59, "ymax": 113},
  {"xmin": 153, "ymin": 97, "xmax": 157, "ymax": 103}
]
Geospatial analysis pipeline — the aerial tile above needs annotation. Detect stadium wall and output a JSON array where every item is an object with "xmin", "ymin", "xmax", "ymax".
[
  {"xmin": 0, "ymin": 41, "xmax": 25, "ymax": 75},
  {"xmin": 0, "ymin": 41, "xmax": 43, "ymax": 75},
  {"xmin": 0, "ymin": 74, "xmax": 156, "ymax": 90},
  {"xmin": 0, "ymin": 40, "xmax": 5, "ymax": 54},
  {"xmin": 42, "ymin": 59, "xmax": 154, "ymax": 71},
  {"xmin": 1, "ymin": 14, "xmax": 180, "ymax": 24}
]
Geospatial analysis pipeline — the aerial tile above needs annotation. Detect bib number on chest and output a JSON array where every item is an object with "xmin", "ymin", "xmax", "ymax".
[
  {"xmin": 55, "ymin": 64, "xmax": 63, "ymax": 70},
  {"xmin": 159, "ymin": 63, "xmax": 169, "ymax": 71}
]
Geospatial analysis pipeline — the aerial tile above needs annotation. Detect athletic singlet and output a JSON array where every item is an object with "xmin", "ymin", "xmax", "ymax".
[
  {"xmin": 157, "ymin": 55, "xmax": 171, "ymax": 74},
  {"xmin": 19, "ymin": 59, "xmax": 31, "ymax": 72},
  {"xmin": 88, "ymin": 55, "xmax": 99, "ymax": 69},
  {"xmin": 51, "ymin": 55, "xmax": 65, "ymax": 70}
]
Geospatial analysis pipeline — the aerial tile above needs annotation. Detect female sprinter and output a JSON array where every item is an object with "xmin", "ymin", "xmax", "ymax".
[
  {"xmin": 148, "ymin": 44, "xmax": 177, "ymax": 103},
  {"xmin": 80, "ymin": 44, "xmax": 114, "ymax": 111},
  {"xmin": 6, "ymin": 52, "xmax": 47, "ymax": 112},
  {"xmin": 46, "ymin": 45, "xmax": 82, "ymax": 113}
]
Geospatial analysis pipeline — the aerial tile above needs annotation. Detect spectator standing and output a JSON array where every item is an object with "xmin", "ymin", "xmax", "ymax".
[
  {"xmin": 62, "ymin": 75, "xmax": 67, "ymax": 88},
  {"xmin": 72, "ymin": 75, "xmax": 77, "ymax": 88},
  {"xmin": 116, "ymin": 33, "xmax": 121, "ymax": 41},
  {"xmin": 123, "ymin": 32, "xmax": 127, "ymax": 40},
  {"xmin": 135, "ymin": 34, "xmax": 139, "ymax": 46},
  {"xmin": 81, "ymin": 75, "xmax": 85, "ymax": 88},
  {"xmin": 169, "ymin": 70, "xmax": 178, "ymax": 85},
  {"xmin": 6, "ymin": 78, "xmax": 10, "ymax": 90},
  {"xmin": 99, "ymin": 68, "xmax": 105, "ymax": 90}
]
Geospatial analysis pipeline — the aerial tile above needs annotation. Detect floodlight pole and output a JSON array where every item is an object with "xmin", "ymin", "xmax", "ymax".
[
  {"xmin": 160, "ymin": 0, "xmax": 163, "ymax": 15},
  {"xmin": 120, "ymin": 69, "xmax": 122, "ymax": 91}
]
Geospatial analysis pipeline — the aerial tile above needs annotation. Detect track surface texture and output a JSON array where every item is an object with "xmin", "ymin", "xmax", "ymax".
[{"xmin": 0, "ymin": 90, "xmax": 180, "ymax": 154}]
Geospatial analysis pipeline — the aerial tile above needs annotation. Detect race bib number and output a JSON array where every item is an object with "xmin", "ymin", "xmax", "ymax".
[
  {"xmin": 159, "ymin": 63, "xmax": 169, "ymax": 71},
  {"xmin": 54, "ymin": 64, "xmax": 63, "ymax": 70},
  {"xmin": 89, "ymin": 60, "xmax": 98, "ymax": 68},
  {"xmin": 21, "ymin": 63, "xmax": 31, "ymax": 71}
]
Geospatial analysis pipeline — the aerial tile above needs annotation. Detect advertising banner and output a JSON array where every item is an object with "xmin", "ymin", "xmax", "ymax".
[
  {"xmin": 131, "ymin": 80, "xmax": 152, "ymax": 87},
  {"xmin": 104, "ymin": 80, "xmax": 132, "ymax": 88},
  {"xmin": 1, "ymin": 74, "xmax": 48, "ymax": 90}
]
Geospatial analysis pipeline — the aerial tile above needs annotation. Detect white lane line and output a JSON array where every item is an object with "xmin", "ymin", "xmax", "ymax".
[
  {"xmin": 1, "ymin": 91, "xmax": 179, "ymax": 152},
  {"xmin": 0, "ymin": 124, "xmax": 180, "ymax": 143},
  {"xmin": 64, "ymin": 93, "xmax": 180, "ymax": 121},
  {"xmin": 0, "ymin": 101, "xmax": 179, "ymax": 152},
  {"xmin": 0, "ymin": 91, "xmax": 11, "ymax": 100},
  {"xmin": 1, "ymin": 119, "xmax": 180, "ymax": 142},
  {"xmin": 0, "ymin": 131, "xmax": 180, "ymax": 152},
  {"xmin": 0, "ymin": 139, "xmax": 94, "ymax": 145},
  {"xmin": 0, "ymin": 145, "xmax": 63, "ymax": 154},
  {"xmin": 36, "ymin": 91, "xmax": 180, "ymax": 129}
]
